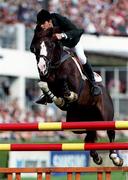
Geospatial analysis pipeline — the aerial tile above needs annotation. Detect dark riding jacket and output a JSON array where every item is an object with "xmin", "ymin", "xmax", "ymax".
[
  {"xmin": 51, "ymin": 13, "xmax": 84, "ymax": 48},
  {"xmin": 30, "ymin": 13, "xmax": 84, "ymax": 52}
]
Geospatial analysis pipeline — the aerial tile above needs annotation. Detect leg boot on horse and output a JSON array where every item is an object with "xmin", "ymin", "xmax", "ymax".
[
  {"xmin": 35, "ymin": 92, "xmax": 52, "ymax": 105},
  {"xmin": 107, "ymin": 129, "xmax": 123, "ymax": 166},
  {"xmin": 85, "ymin": 131, "xmax": 102, "ymax": 165}
]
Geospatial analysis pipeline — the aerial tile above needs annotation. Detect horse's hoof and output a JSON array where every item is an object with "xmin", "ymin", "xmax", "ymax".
[
  {"xmin": 93, "ymin": 156, "xmax": 103, "ymax": 165},
  {"xmin": 109, "ymin": 153, "xmax": 123, "ymax": 166}
]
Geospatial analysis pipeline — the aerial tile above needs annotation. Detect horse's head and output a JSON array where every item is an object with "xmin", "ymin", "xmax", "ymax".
[{"xmin": 35, "ymin": 27, "xmax": 62, "ymax": 76}]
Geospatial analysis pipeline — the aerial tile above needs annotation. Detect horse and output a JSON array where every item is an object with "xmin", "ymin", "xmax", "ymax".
[{"xmin": 31, "ymin": 26, "xmax": 123, "ymax": 166}]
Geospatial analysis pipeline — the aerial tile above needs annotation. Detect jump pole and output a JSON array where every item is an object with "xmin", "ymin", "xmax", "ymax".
[
  {"xmin": 1, "ymin": 142, "xmax": 128, "ymax": 151},
  {"xmin": 0, "ymin": 121, "xmax": 128, "ymax": 131}
]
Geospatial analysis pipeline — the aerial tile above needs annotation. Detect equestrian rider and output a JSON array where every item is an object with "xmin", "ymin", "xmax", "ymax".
[{"xmin": 30, "ymin": 9, "xmax": 102, "ymax": 104}]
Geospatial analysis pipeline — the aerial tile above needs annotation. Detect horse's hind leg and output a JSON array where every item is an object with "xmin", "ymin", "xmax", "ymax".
[
  {"xmin": 107, "ymin": 130, "xmax": 123, "ymax": 166},
  {"xmin": 85, "ymin": 131, "xmax": 102, "ymax": 165}
]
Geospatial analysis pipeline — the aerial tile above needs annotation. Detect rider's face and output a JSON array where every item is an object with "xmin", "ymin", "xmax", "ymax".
[{"xmin": 40, "ymin": 20, "xmax": 53, "ymax": 30}]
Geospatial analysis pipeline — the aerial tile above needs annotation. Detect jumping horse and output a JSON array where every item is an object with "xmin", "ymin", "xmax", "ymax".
[{"xmin": 31, "ymin": 26, "xmax": 123, "ymax": 166}]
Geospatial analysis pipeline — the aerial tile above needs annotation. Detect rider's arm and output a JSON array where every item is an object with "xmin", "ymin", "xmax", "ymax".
[{"xmin": 52, "ymin": 13, "xmax": 84, "ymax": 39}]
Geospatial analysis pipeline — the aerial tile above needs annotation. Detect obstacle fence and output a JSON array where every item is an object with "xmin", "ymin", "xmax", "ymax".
[
  {"xmin": 0, "ymin": 121, "xmax": 128, "ymax": 131},
  {"xmin": 0, "ymin": 167, "xmax": 128, "ymax": 180},
  {"xmin": 1, "ymin": 142, "xmax": 128, "ymax": 151},
  {"xmin": 0, "ymin": 121, "xmax": 128, "ymax": 179}
]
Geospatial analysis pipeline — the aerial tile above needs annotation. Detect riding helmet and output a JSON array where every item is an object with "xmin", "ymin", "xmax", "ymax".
[{"xmin": 36, "ymin": 9, "xmax": 51, "ymax": 24}]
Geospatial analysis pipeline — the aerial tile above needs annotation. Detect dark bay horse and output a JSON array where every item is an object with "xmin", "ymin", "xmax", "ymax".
[{"xmin": 31, "ymin": 26, "xmax": 123, "ymax": 166}]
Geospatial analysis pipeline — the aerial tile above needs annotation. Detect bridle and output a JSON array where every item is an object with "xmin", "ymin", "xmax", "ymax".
[
  {"xmin": 38, "ymin": 54, "xmax": 51, "ymax": 68},
  {"xmin": 38, "ymin": 40, "xmax": 61, "ymax": 74}
]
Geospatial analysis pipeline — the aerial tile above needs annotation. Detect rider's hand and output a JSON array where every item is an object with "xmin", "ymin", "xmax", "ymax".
[
  {"xmin": 52, "ymin": 33, "xmax": 63, "ymax": 40},
  {"xmin": 52, "ymin": 33, "xmax": 67, "ymax": 40}
]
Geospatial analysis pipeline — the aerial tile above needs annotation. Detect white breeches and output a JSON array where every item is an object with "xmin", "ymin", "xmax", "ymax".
[{"xmin": 75, "ymin": 36, "xmax": 87, "ymax": 65}]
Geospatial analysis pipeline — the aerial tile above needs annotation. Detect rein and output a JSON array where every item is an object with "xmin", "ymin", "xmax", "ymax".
[
  {"xmin": 48, "ymin": 53, "xmax": 71, "ymax": 70},
  {"xmin": 39, "ymin": 50, "xmax": 71, "ymax": 70}
]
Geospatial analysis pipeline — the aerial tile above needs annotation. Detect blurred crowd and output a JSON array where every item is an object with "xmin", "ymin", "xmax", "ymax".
[
  {"xmin": 0, "ymin": 77, "xmax": 81, "ymax": 141},
  {"xmin": 49, "ymin": 0, "xmax": 128, "ymax": 36},
  {"xmin": 0, "ymin": 0, "xmax": 42, "ymax": 25},
  {"xmin": 0, "ymin": 0, "xmax": 128, "ymax": 36},
  {"xmin": 0, "ymin": 96, "xmax": 81, "ymax": 141}
]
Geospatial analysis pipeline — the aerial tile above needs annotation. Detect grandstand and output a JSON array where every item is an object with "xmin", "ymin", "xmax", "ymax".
[{"xmin": 0, "ymin": 0, "xmax": 128, "ymax": 138}]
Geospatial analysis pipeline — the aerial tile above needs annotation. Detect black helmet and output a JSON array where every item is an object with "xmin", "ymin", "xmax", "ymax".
[{"xmin": 36, "ymin": 9, "xmax": 51, "ymax": 24}]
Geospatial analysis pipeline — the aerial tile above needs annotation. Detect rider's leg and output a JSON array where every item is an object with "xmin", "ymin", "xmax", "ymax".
[
  {"xmin": 75, "ymin": 39, "xmax": 102, "ymax": 96},
  {"xmin": 82, "ymin": 62, "xmax": 102, "ymax": 96}
]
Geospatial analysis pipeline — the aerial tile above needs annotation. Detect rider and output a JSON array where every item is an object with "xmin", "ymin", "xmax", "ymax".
[{"xmin": 30, "ymin": 9, "xmax": 102, "ymax": 104}]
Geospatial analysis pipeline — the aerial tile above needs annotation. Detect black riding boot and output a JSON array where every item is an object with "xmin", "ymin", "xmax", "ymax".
[{"xmin": 83, "ymin": 62, "xmax": 102, "ymax": 96}]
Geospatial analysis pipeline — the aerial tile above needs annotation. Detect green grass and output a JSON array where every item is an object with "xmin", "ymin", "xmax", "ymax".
[
  {"xmin": 10, "ymin": 172, "xmax": 127, "ymax": 180},
  {"xmin": 0, "ymin": 171, "xmax": 127, "ymax": 180}
]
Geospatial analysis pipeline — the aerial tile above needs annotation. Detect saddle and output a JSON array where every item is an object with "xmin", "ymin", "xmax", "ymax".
[{"xmin": 60, "ymin": 49, "xmax": 102, "ymax": 83}]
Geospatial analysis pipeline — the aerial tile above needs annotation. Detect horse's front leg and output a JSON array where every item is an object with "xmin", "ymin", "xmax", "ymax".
[
  {"xmin": 58, "ymin": 77, "xmax": 78, "ymax": 102},
  {"xmin": 85, "ymin": 131, "xmax": 102, "ymax": 165},
  {"xmin": 38, "ymin": 81, "xmax": 65, "ymax": 107},
  {"xmin": 107, "ymin": 130, "xmax": 123, "ymax": 166}
]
